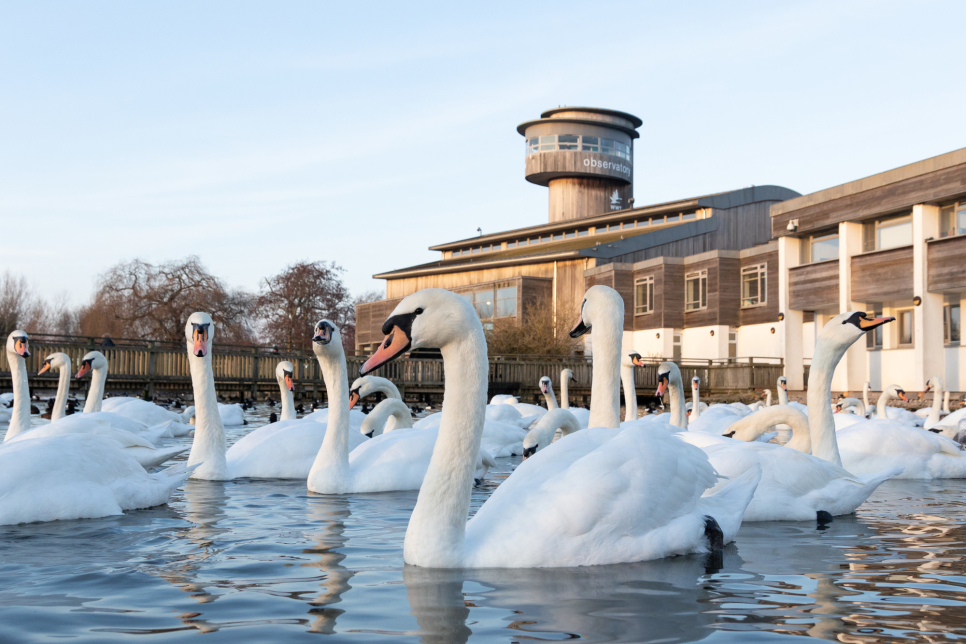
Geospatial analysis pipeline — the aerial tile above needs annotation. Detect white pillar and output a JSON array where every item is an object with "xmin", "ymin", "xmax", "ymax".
[
  {"xmin": 835, "ymin": 221, "xmax": 865, "ymax": 393},
  {"xmin": 913, "ymin": 204, "xmax": 942, "ymax": 391},
  {"xmin": 778, "ymin": 236, "xmax": 804, "ymax": 389}
]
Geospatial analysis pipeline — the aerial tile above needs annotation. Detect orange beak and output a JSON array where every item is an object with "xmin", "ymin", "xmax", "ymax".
[
  {"xmin": 75, "ymin": 363, "xmax": 92, "ymax": 379},
  {"xmin": 193, "ymin": 330, "xmax": 208, "ymax": 357},
  {"xmin": 898, "ymin": 391, "xmax": 909, "ymax": 402},
  {"xmin": 38, "ymin": 362, "xmax": 51, "ymax": 375},
  {"xmin": 349, "ymin": 391, "xmax": 360, "ymax": 409},
  {"xmin": 858, "ymin": 315, "xmax": 895, "ymax": 331},
  {"xmin": 656, "ymin": 380, "xmax": 667, "ymax": 397},
  {"xmin": 631, "ymin": 356, "xmax": 645, "ymax": 367},
  {"xmin": 284, "ymin": 374, "xmax": 294, "ymax": 392},
  {"xmin": 14, "ymin": 338, "xmax": 29, "ymax": 357},
  {"xmin": 361, "ymin": 324, "xmax": 411, "ymax": 375}
]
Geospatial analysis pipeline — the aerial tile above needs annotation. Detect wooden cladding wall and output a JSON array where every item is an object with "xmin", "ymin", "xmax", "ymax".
[
  {"xmin": 739, "ymin": 251, "xmax": 780, "ymax": 326},
  {"xmin": 771, "ymin": 161, "xmax": 966, "ymax": 237},
  {"xmin": 631, "ymin": 262, "xmax": 685, "ymax": 330},
  {"xmin": 583, "ymin": 265, "xmax": 634, "ymax": 329},
  {"xmin": 789, "ymin": 260, "xmax": 839, "ymax": 311},
  {"xmin": 355, "ymin": 297, "xmax": 403, "ymax": 348},
  {"xmin": 928, "ymin": 235, "xmax": 966, "ymax": 293},
  {"xmin": 850, "ymin": 246, "xmax": 914, "ymax": 302}
]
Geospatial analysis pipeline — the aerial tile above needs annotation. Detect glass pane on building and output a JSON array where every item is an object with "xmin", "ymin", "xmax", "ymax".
[
  {"xmin": 474, "ymin": 291, "xmax": 494, "ymax": 319},
  {"xmin": 495, "ymin": 287, "xmax": 517, "ymax": 318},
  {"xmin": 558, "ymin": 135, "xmax": 578, "ymax": 143},
  {"xmin": 811, "ymin": 235, "xmax": 839, "ymax": 262},
  {"xmin": 877, "ymin": 219, "xmax": 912, "ymax": 250},
  {"xmin": 899, "ymin": 310, "xmax": 913, "ymax": 345}
]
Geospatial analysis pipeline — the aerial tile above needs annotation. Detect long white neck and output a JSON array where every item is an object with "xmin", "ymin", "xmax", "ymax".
[
  {"xmin": 943, "ymin": 390, "xmax": 951, "ymax": 414},
  {"xmin": 5, "ymin": 354, "xmax": 32, "ymax": 440},
  {"xmin": 308, "ymin": 343, "xmax": 352, "ymax": 492},
  {"xmin": 541, "ymin": 385, "xmax": 558, "ymax": 410},
  {"xmin": 560, "ymin": 371, "xmax": 570, "ymax": 409},
  {"xmin": 667, "ymin": 370, "xmax": 687, "ymax": 429},
  {"xmin": 691, "ymin": 383, "xmax": 701, "ymax": 420},
  {"xmin": 778, "ymin": 382, "xmax": 788, "ymax": 406},
  {"xmin": 621, "ymin": 363, "xmax": 637, "ymax": 422},
  {"xmin": 529, "ymin": 408, "xmax": 581, "ymax": 450},
  {"xmin": 187, "ymin": 353, "xmax": 228, "ymax": 479},
  {"xmin": 876, "ymin": 390, "xmax": 893, "ymax": 419},
  {"xmin": 51, "ymin": 363, "xmax": 71, "ymax": 422},
  {"xmin": 361, "ymin": 398, "xmax": 413, "ymax": 437},
  {"xmin": 374, "ymin": 378, "xmax": 401, "ymax": 399},
  {"xmin": 927, "ymin": 379, "xmax": 943, "ymax": 426},
  {"xmin": 806, "ymin": 337, "xmax": 845, "ymax": 466},
  {"xmin": 734, "ymin": 405, "xmax": 811, "ymax": 453},
  {"xmin": 404, "ymin": 324, "xmax": 488, "ymax": 568},
  {"xmin": 279, "ymin": 377, "xmax": 295, "ymax": 421},
  {"xmin": 764, "ymin": 389, "xmax": 772, "ymax": 407},
  {"xmin": 589, "ymin": 320, "xmax": 621, "ymax": 430},
  {"xmin": 838, "ymin": 397, "xmax": 865, "ymax": 416},
  {"xmin": 84, "ymin": 364, "xmax": 107, "ymax": 413},
  {"xmin": 862, "ymin": 382, "xmax": 870, "ymax": 410}
]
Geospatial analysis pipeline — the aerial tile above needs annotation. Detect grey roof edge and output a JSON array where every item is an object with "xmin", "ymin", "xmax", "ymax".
[
  {"xmin": 579, "ymin": 217, "xmax": 719, "ymax": 260},
  {"xmin": 373, "ymin": 250, "xmax": 583, "ymax": 280},
  {"xmin": 539, "ymin": 107, "xmax": 644, "ymax": 127},
  {"xmin": 697, "ymin": 185, "xmax": 802, "ymax": 210}
]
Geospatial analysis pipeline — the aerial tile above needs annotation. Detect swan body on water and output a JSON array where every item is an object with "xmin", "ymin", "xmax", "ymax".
[{"xmin": 359, "ymin": 286, "xmax": 760, "ymax": 568}]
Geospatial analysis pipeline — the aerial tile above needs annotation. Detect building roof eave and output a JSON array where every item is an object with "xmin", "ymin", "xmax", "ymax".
[{"xmin": 373, "ymin": 250, "xmax": 584, "ymax": 280}]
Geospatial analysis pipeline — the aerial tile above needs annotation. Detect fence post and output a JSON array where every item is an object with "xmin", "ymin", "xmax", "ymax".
[
  {"xmin": 251, "ymin": 348, "xmax": 259, "ymax": 400},
  {"xmin": 146, "ymin": 341, "xmax": 157, "ymax": 401}
]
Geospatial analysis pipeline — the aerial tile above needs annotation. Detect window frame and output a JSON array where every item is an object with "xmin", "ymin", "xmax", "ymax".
[
  {"xmin": 940, "ymin": 201, "xmax": 966, "ymax": 238},
  {"xmin": 740, "ymin": 263, "xmax": 767, "ymax": 309},
  {"xmin": 897, "ymin": 308, "xmax": 914, "ymax": 347},
  {"xmin": 874, "ymin": 214, "xmax": 913, "ymax": 251},
  {"xmin": 495, "ymin": 286, "xmax": 517, "ymax": 319},
  {"xmin": 944, "ymin": 303, "xmax": 960, "ymax": 345},
  {"xmin": 807, "ymin": 233, "xmax": 840, "ymax": 264},
  {"xmin": 684, "ymin": 269, "xmax": 708, "ymax": 312},
  {"xmin": 634, "ymin": 276, "xmax": 655, "ymax": 316}
]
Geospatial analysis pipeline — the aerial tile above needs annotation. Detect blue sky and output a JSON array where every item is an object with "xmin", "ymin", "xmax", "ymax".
[{"xmin": 2, "ymin": 0, "xmax": 964, "ymax": 303}]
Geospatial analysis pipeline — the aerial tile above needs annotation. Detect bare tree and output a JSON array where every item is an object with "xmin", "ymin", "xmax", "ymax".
[
  {"xmin": 254, "ymin": 261, "xmax": 354, "ymax": 351},
  {"xmin": 0, "ymin": 271, "xmax": 36, "ymax": 336},
  {"xmin": 485, "ymin": 295, "xmax": 581, "ymax": 356},
  {"xmin": 80, "ymin": 257, "xmax": 256, "ymax": 344}
]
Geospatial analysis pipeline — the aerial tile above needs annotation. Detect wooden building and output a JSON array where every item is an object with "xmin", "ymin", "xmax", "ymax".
[
  {"xmin": 356, "ymin": 106, "xmax": 801, "ymax": 362},
  {"xmin": 773, "ymin": 147, "xmax": 966, "ymax": 393}
]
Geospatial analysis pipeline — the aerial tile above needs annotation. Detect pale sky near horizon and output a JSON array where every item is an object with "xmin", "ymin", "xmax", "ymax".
[{"xmin": 2, "ymin": 1, "xmax": 964, "ymax": 305}]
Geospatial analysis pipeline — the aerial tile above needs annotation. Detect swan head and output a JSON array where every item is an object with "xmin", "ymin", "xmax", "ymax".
[
  {"xmin": 348, "ymin": 376, "xmax": 379, "ymax": 408},
  {"xmin": 185, "ymin": 312, "xmax": 214, "ymax": 358},
  {"xmin": 561, "ymin": 368, "xmax": 576, "ymax": 383},
  {"xmin": 539, "ymin": 376, "xmax": 552, "ymax": 394},
  {"xmin": 655, "ymin": 361, "xmax": 681, "ymax": 397},
  {"xmin": 38, "ymin": 352, "xmax": 70, "ymax": 375},
  {"xmin": 778, "ymin": 376, "xmax": 787, "ymax": 390},
  {"xmin": 276, "ymin": 361, "xmax": 294, "ymax": 392},
  {"xmin": 692, "ymin": 376, "xmax": 700, "ymax": 390},
  {"xmin": 622, "ymin": 351, "xmax": 644, "ymax": 368},
  {"xmin": 6, "ymin": 330, "xmax": 30, "ymax": 359},
  {"xmin": 75, "ymin": 351, "xmax": 108, "ymax": 378},
  {"xmin": 817, "ymin": 311, "xmax": 894, "ymax": 353},
  {"xmin": 885, "ymin": 384, "xmax": 908, "ymax": 402},
  {"xmin": 361, "ymin": 289, "xmax": 475, "ymax": 375},
  {"xmin": 925, "ymin": 376, "xmax": 943, "ymax": 393},
  {"xmin": 569, "ymin": 285, "xmax": 623, "ymax": 338}
]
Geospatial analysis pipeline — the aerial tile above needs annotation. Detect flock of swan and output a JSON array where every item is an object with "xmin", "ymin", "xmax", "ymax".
[{"xmin": 2, "ymin": 284, "xmax": 965, "ymax": 570}]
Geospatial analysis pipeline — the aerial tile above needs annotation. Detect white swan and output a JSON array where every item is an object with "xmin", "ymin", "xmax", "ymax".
[
  {"xmin": 620, "ymin": 351, "xmax": 645, "ymax": 422},
  {"xmin": 3, "ymin": 331, "xmax": 33, "ymax": 441},
  {"xmin": 360, "ymin": 398, "xmax": 413, "ymax": 437},
  {"xmin": 558, "ymin": 368, "xmax": 590, "ymax": 427},
  {"xmin": 686, "ymin": 376, "xmax": 708, "ymax": 421},
  {"xmin": 797, "ymin": 315, "xmax": 966, "ymax": 479},
  {"xmin": 182, "ymin": 314, "xmax": 366, "ymax": 481},
  {"xmin": 276, "ymin": 360, "xmax": 296, "ymax": 421},
  {"xmin": 305, "ymin": 320, "xmax": 497, "ymax": 493},
  {"xmin": 359, "ymin": 286, "xmax": 760, "ymax": 568},
  {"xmin": 77, "ymin": 351, "xmax": 188, "ymax": 429},
  {"xmin": 39, "ymin": 352, "xmax": 172, "ymax": 441},
  {"xmin": 521, "ymin": 408, "xmax": 581, "ymax": 458},
  {"xmin": 538, "ymin": 376, "xmax": 558, "ymax": 409},
  {"xmin": 872, "ymin": 385, "xmax": 922, "ymax": 427}
]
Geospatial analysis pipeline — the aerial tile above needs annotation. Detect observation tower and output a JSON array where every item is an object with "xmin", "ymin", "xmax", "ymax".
[{"xmin": 518, "ymin": 107, "xmax": 642, "ymax": 223}]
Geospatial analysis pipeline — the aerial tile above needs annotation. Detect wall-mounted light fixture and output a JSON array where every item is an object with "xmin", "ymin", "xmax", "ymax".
[
  {"xmin": 778, "ymin": 312, "xmax": 785, "ymax": 321},
  {"xmin": 913, "ymin": 296, "xmax": 922, "ymax": 306},
  {"xmin": 656, "ymin": 333, "xmax": 660, "ymax": 339},
  {"xmin": 770, "ymin": 327, "xmax": 776, "ymax": 334},
  {"xmin": 710, "ymin": 330, "xmax": 715, "ymax": 337}
]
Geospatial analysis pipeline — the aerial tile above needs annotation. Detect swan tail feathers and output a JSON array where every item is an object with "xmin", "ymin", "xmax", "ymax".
[
  {"xmin": 857, "ymin": 466, "xmax": 904, "ymax": 488},
  {"xmin": 703, "ymin": 516, "xmax": 724, "ymax": 550},
  {"xmin": 479, "ymin": 448, "xmax": 497, "ymax": 469},
  {"xmin": 156, "ymin": 461, "xmax": 200, "ymax": 490},
  {"xmin": 697, "ymin": 463, "xmax": 762, "ymax": 545}
]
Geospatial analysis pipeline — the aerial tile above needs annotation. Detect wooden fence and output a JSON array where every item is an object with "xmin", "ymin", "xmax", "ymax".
[{"xmin": 1, "ymin": 334, "xmax": 784, "ymax": 404}]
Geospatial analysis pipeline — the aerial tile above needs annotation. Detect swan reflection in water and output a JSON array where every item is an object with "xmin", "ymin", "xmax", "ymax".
[
  {"xmin": 301, "ymin": 494, "xmax": 354, "ymax": 634},
  {"xmin": 403, "ymin": 549, "xmax": 733, "ymax": 644}
]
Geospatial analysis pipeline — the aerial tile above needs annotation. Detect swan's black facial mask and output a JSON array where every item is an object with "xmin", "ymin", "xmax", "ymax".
[
  {"xmin": 522, "ymin": 445, "xmax": 537, "ymax": 460},
  {"xmin": 360, "ymin": 309, "xmax": 420, "ymax": 376},
  {"xmin": 38, "ymin": 359, "xmax": 52, "ymax": 375},
  {"xmin": 655, "ymin": 372, "xmax": 670, "ymax": 397},
  {"xmin": 570, "ymin": 300, "xmax": 590, "ymax": 338},
  {"xmin": 283, "ymin": 370, "xmax": 294, "ymax": 392},
  {"xmin": 629, "ymin": 353, "xmax": 644, "ymax": 367},
  {"xmin": 76, "ymin": 358, "xmax": 94, "ymax": 378}
]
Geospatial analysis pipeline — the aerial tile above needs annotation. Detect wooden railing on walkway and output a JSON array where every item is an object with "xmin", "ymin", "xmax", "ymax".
[{"xmin": 0, "ymin": 334, "xmax": 784, "ymax": 402}]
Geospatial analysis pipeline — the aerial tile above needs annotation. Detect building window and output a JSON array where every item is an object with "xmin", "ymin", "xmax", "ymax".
[
  {"xmin": 525, "ymin": 134, "xmax": 631, "ymax": 160},
  {"xmin": 474, "ymin": 291, "xmax": 494, "ymax": 319},
  {"xmin": 565, "ymin": 231, "xmax": 576, "ymax": 239},
  {"xmin": 898, "ymin": 309, "xmax": 914, "ymax": 346},
  {"xmin": 635, "ymin": 276, "xmax": 654, "ymax": 315},
  {"xmin": 876, "ymin": 215, "xmax": 912, "ymax": 250},
  {"xmin": 682, "ymin": 212, "xmax": 697, "ymax": 221},
  {"xmin": 553, "ymin": 233, "xmax": 563, "ymax": 241},
  {"xmin": 741, "ymin": 264, "xmax": 767, "ymax": 308},
  {"xmin": 940, "ymin": 201, "xmax": 966, "ymax": 238},
  {"xmin": 577, "ymin": 229, "xmax": 589, "ymax": 237},
  {"xmin": 667, "ymin": 214, "xmax": 680, "ymax": 223},
  {"xmin": 636, "ymin": 219, "xmax": 650, "ymax": 227},
  {"xmin": 945, "ymin": 303, "xmax": 960, "ymax": 344},
  {"xmin": 685, "ymin": 270, "xmax": 708, "ymax": 312},
  {"xmin": 581, "ymin": 136, "xmax": 599, "ymax": 152},
  {"xmin": 803, "ymin": 233, "xmax": 839, "ymax": 263},
  {"xmin": 495, "ymin": 287, "xmax": 517, "ymax": 318}
]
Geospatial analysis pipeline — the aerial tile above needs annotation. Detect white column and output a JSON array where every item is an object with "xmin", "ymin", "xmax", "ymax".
[
  {"xmin": 778, "ymin": 236, "xmax": 804, "ymax": 389},
  {"xmin": 913, "ymin": 204, "xmax": 942, "ymax": 391},
  {"xmin": 835, "ymin": 221, "xmax": 865, "ymax": 393}
]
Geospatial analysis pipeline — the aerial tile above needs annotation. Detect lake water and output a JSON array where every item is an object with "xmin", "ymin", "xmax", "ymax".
[{"xmin": 1, "ymin": 405, "xmax": 965, "ymax": 643}]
